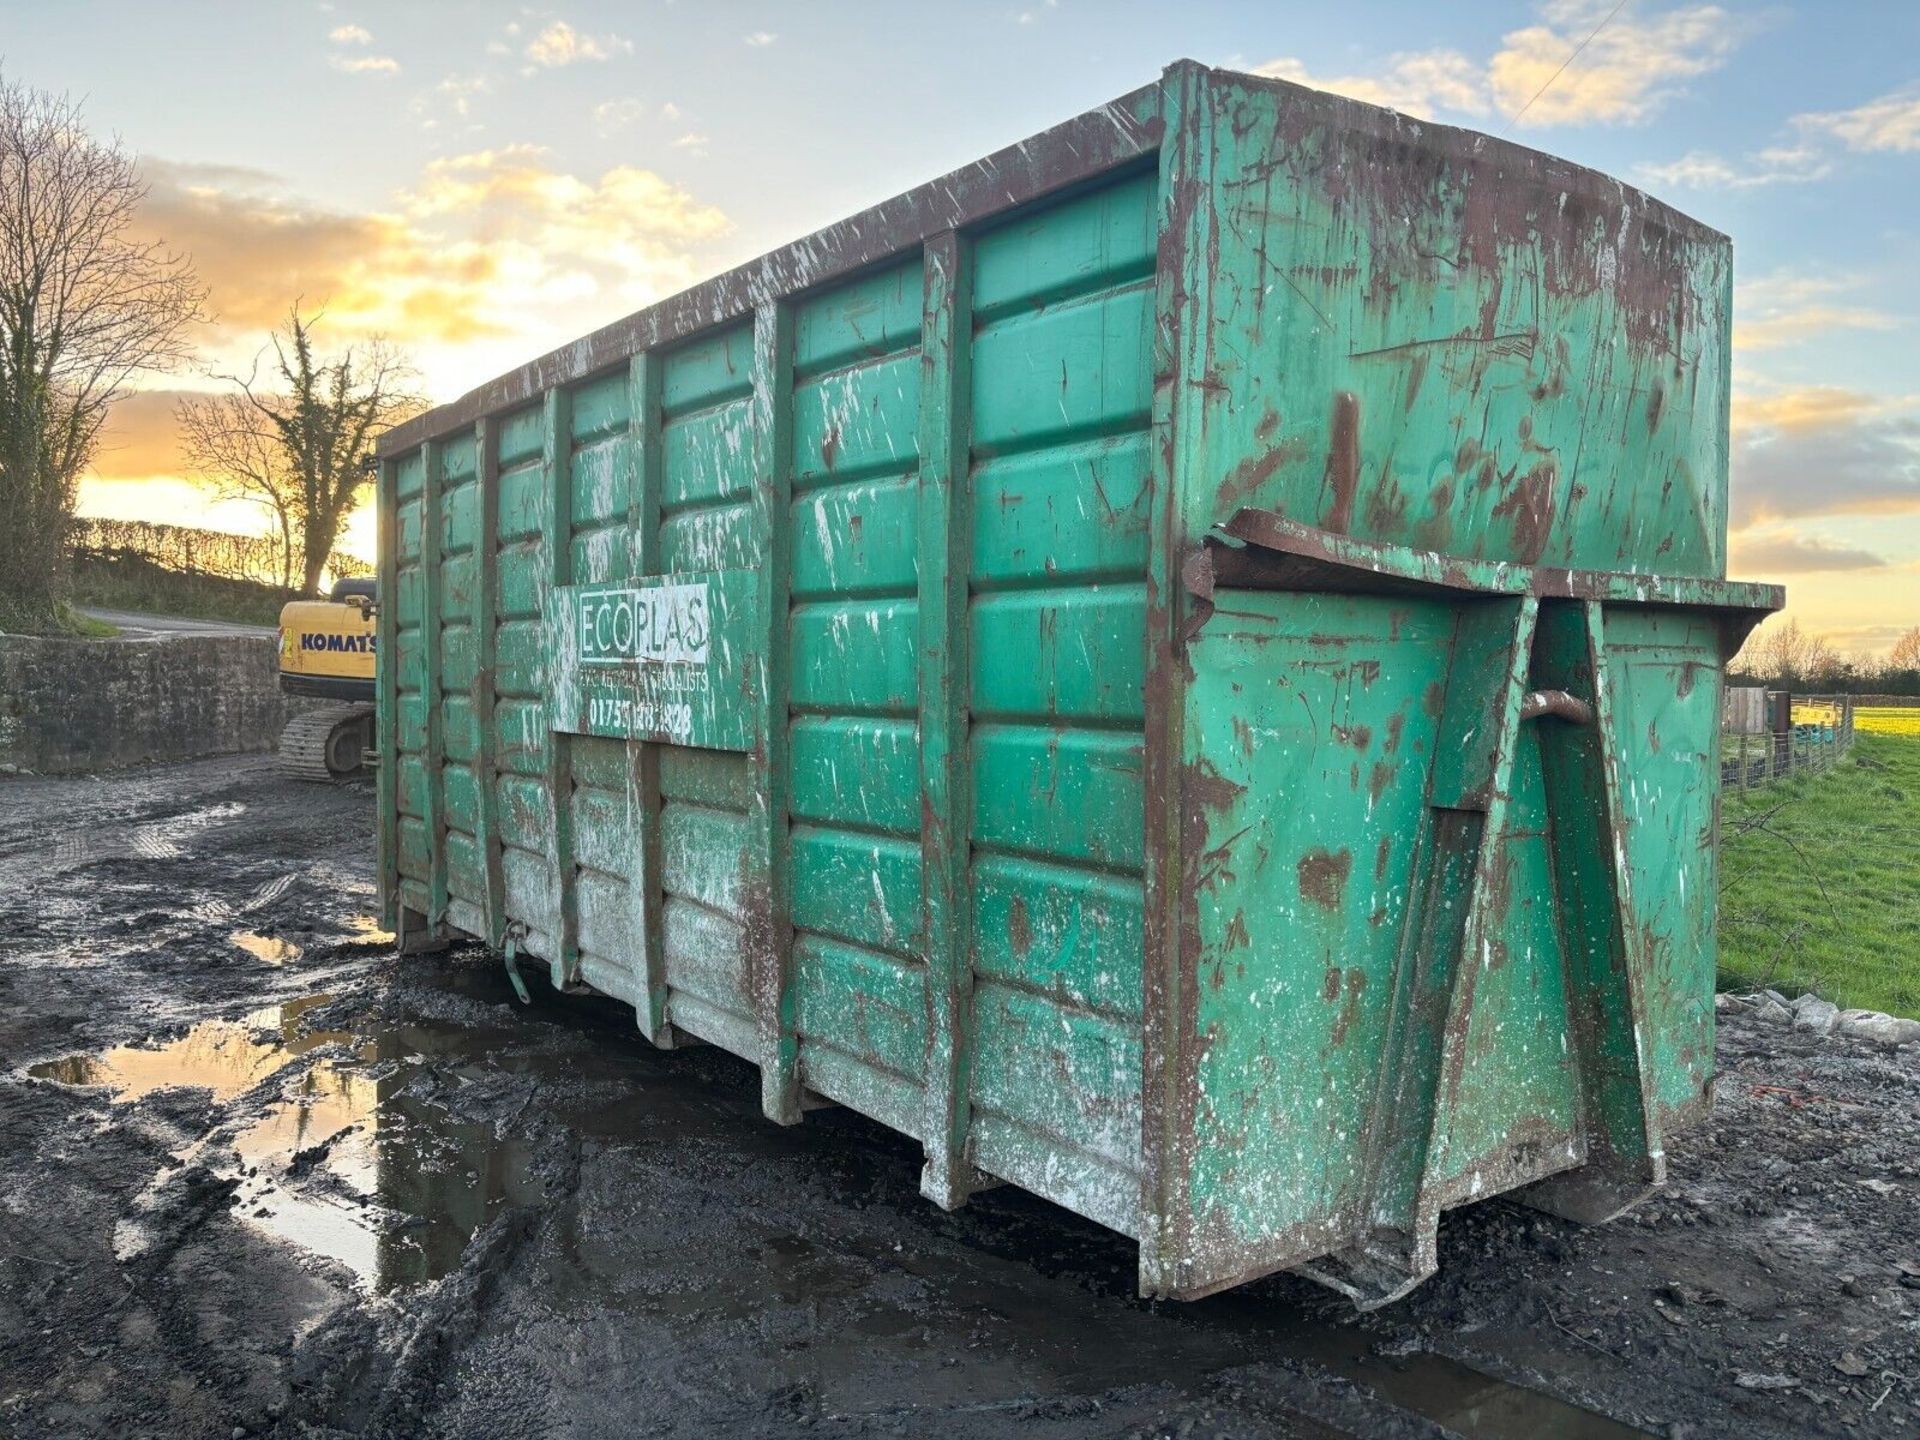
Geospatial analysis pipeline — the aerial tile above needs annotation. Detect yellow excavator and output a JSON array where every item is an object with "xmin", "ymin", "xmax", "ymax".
[{"xmin": 277, "ymin": 578, "xmax": 377, "ymax": 781}]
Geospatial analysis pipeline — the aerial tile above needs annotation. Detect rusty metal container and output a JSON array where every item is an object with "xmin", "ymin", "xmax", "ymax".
[{"xmin": 374, "ymin": 61, "xmax": 1783, "ymax": 1305}]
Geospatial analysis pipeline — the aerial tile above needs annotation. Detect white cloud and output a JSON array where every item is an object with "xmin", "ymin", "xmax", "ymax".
[
  {"xmin": 672, "ymin": 132, "xmax": 710, "ymax": 155},
  {"xmin": 1487, "ymin": 0, "xmax": 1740, "ymax": 127},
  {"xmin": 330, "ymin": 54, "xmax": 400, "ymax": 76},
  {"xmin": 525, "ymin": 20, "xmax": 632, "ymax": 68},
  {"xmin": 1252, "ymin": 1, "xmax": 1744, "ymax": 128},
  {"xmin": 328, "ymin": 23, "xmax": 372, "ymax": 45},
  {"xmin": 1733, "ymin": 271, "xmax": 1902, "ymax": 354},
  {"xmin": 412, "ymin": 73, "xmax": 492, "ymax": 132},
  {"xmin": 744, "ymin": 31, "xmax": 777, "ymax": 47},
  {"xmin": 1728, "ymin": 531, "xmax": 1885, "ymax": 574},
  {"xmin": 593, "ymin": 99, "xmax": 647, "ymax": 135},
  {"xmin": 660, "ymin": 101, "xmax": 683, "ymax": 122},
  {"xmin": 1641, "ymin": 80, "xmax": 1920, "ymax": 191},
  {"xmin": 1254, "ymin": 50, "xmax": 1488, "ymax": 120},
  {"xmin": 1637, "ymin": 141, "xmax": 1830, "ymax": 191},
  {"xmin": 1797, "ymin": 84, "xmax": 1920, "ymax": 154}
]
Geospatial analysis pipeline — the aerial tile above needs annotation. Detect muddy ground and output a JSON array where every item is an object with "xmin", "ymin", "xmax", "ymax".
[{"xmin": 0, "ymin": 759, "xmax": 1915, "ymax": 1440}]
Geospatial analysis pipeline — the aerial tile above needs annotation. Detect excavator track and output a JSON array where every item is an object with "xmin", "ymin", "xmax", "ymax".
[{"xmin": 279, "ymin": 703, "xmax": 375, "ymax": 782}]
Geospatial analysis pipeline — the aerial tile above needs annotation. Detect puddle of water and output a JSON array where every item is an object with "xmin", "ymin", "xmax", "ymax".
[
  {"xmin": 231, "ymin": 930, "xmax": 303, "ymax": 965},
  {"xmin": 31, "ymin": 995, "xmax": 541, "ymax": 1294},
  {"xmin": 347, "ymin": 913, "xmax": 396, "ymax": 945},
  {"xmin": 30, "ymin": 995, "xmax": 344, "ymax": 1100}
]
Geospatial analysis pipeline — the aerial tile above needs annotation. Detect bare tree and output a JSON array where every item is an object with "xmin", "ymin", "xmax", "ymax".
[
  {"xmin": 1735, "ymin": 616, "xmax": 1841, "ymax": 688},
  {"xmin": 178, "ymin": 308, "xmax": 422, "ymax": 597},
  {"xmin": 0, "ymin": 75, "xmax": 205, "ymax": 630},
  {"xmin": 1887, "ymin": 625, "xmax": 1920, "ymax": 674},
  {"xmin": 175, "ymin": 390, "xmax": 300, "ymax": 590}
]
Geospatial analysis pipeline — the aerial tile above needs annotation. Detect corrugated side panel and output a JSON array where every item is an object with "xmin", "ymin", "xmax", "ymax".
[
  {"xmin": 786, "ymin": 259, "xmax": 929, "ymax": 1138},
  {"xmin": 434, "ymin": 433, "xmax": 482, "ymax": 938},
  {"xmin": 655, "ymin": 326, "xmax": 757, "ymax": 1051},
  {"xmin": 390, "ymin": 446, "xmax": 429, "ymax": 916},
  {"xmin": 565, "ymin": 369, "xmax": 642, "ymax": 1006},
  {"xmin": 492, "ymin": 403, "xmax": 560, "ymax": 957},
  {"xmin": 383, "ymin": 164, "xmax": 1164, "ymax": 1243},
  {"xmin": 963, "ymin": 170, "xmax": 1157, "ymax": 1235}
]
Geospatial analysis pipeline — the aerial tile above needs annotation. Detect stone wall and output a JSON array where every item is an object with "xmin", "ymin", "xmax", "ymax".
[{"xmin": 0, "ymin": 634, "xmax": 305, "ymax": 775}]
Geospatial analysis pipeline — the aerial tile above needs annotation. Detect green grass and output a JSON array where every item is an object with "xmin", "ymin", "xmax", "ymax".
[
  {"xmin": 1718, "ymin": 732, "xmax": 1920, "ymax": 1016},
  {"xmin": 62, "ymin": 609, "xmax": 119, "ymax": 638},
  {"xmin": 69, "ymin": 554, "xmax": 290, "ymax": 627}
]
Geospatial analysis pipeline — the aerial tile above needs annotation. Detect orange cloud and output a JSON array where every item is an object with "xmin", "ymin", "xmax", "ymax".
[
  {"xmin": 1730, "ymin": 389, "xmax": 1920, "ymax": 526},
  {"xmin": 93, "ymin": 143, "xmax": 737, "ymax": 544},
  {"xmin": 85, "ymin": 389, "xmax": 199, "ymax": 480},
  {"xmin": 1731, "ymin": 386, "xmax": 1883, "ymax": 435},
  {"xmin": 134, "ymin": 147, "xmax": 732, "ymax": 386},
  {"xmin": 137, "ymin": 161, "xmax": 403, "ymax": 335}
]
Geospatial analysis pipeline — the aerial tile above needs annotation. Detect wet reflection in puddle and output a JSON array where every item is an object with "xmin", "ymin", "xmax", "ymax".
[
  {"xmin": 231, "ymin": 930, "xmax": 303, "ymax": 965},
  {"xmin": 346, "ymin": 913, "xmax": 395, "ymax": 945},
  {"xmin": 29, "ymin": 995, "xmax": 341, "ymax": 1099},
  {"xmin": 30, "ymin": 996, "xmax": 540, "ymax": 1293}
]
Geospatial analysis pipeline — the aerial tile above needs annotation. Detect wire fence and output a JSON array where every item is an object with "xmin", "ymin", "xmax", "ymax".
[{"xmin": 1721, "ymin": 691, "xmax": 1856, "ymax": 791}]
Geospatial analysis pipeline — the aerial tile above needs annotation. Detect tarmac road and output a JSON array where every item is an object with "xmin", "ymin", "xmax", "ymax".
[
  {"xmin": 0, "ymin": 757, "xmax": 1915, "ymax": 1439},
  {"xmin": 79, "ymin": 606, "xmax": 276, "ymax": 640}
]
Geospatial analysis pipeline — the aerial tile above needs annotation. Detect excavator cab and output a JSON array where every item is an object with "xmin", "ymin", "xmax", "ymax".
[{"xmin": 277, "ymin": 578, "xmax": 377, "ymax": 780}]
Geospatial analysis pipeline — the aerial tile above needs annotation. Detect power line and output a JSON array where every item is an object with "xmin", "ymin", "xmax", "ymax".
[{"xmin": 1503, "ymin": 0, "xmax": 1631, "ymax": 135}]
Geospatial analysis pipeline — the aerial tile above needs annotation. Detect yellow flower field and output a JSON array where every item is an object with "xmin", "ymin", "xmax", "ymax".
[
  {"xmin": 1786, "ymin": 703, "xmax": 1920, "ymax": 735},
  {"xmin": 1856, "ymin": 706, "xmax": 1920, "ymax": 738}
]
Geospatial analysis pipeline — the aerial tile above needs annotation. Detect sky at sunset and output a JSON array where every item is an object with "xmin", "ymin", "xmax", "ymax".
[{"xmin": 4, "ymin": 0, "xmax": 1916, "ymax": 651}]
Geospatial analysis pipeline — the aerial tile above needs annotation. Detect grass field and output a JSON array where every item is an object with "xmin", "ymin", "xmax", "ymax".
[{"xmin": 1719, "ymin": 731, "xmax": 1920, "ymax": 1016}]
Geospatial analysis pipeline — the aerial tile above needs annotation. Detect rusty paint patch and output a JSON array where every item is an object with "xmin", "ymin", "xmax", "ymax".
[
  {"xmin": 1368, "ymin": 761, "xmax": 1394, "ymax": 804},
  {"xmin": 1219, "ymin": 434, "xmax": 1308, "ymax": 511},
  {"xmin": 1296, "ymin": 848, "xmax": 1352, "ymax": 910},
  {"xmin": 1008, "ymin": 895, "xmax": 1032, "ymax": 958},
  {"xmin": 1331, "ymin": 722, "xmax": 1373, "ymax": 751},
  {"xmin": 1329, "ymin": 968, "xmax": 1367, "ymax": 1046},
  {"xmin": 1490, "ymin": 459, "xmax": 1557, "ymax": 564},
  {"xmin": 1320, "ymin": 391, "xmax": 1360, "ymax": 534},
  {"xmin": 1224, "ymin": 909, "xmax": 1250, "ymax": 951},
  {"xmin": 1385, "ymin": 711, "xmax": 1406, "ymax": 754}
]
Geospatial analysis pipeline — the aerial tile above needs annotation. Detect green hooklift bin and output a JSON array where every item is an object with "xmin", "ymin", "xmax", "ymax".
[{"xmin": 375, "ymin": 60, "xmax": 1784, "ymax": 1306}]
